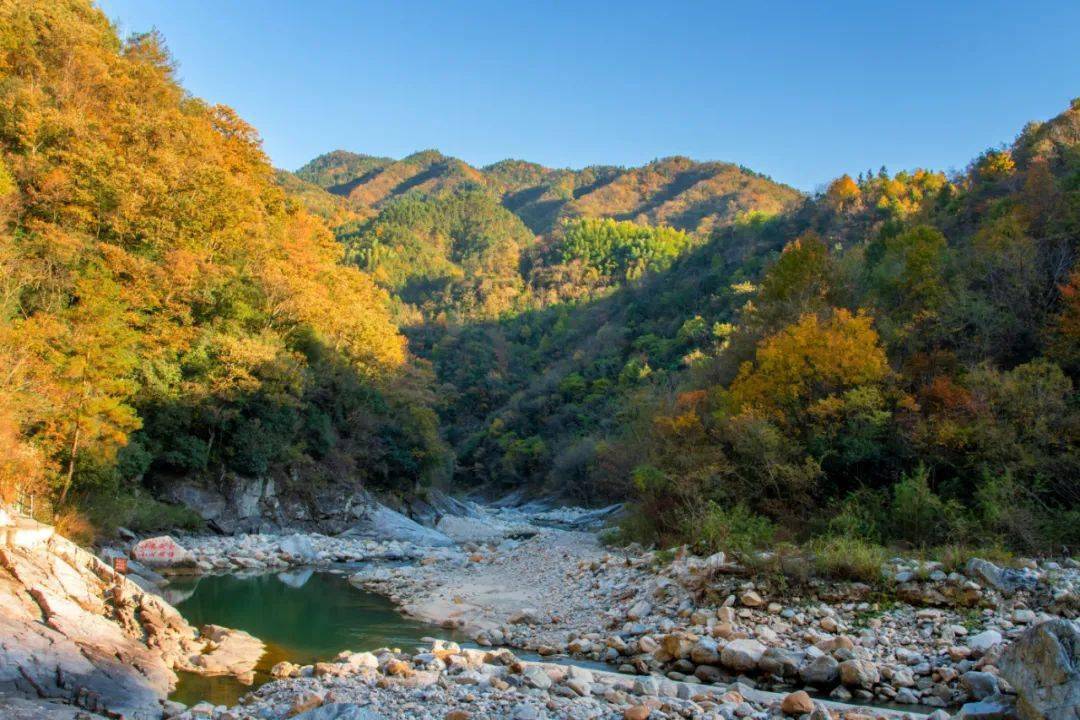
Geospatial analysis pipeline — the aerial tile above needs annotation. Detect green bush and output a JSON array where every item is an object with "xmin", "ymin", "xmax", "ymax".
[
  {"xmin": 974, "ymin": 471, "xmax": 1080, "ymax": 553},
  {"xmin": 80, "ymin": 489, "xmax": 204, "ymax": 537},
  {"xmin": 931, "ymin": 543, "xmax": 1015, "ymax": 574},
  {"xmin": 612, "ymin": 502, "xmax": 661, "ymax": 547},
  {"xmin": 678, "ymin": 501, "xmax": 776, "ymax": 557},
  {"xmin": 809, "ymin": 536, "xmax": 888, "ymax": 583},
  {"xmin": 887, "ymin": 465, "xmax": 965, "ymax": 548},
  {"xmin": 825, "ymin": 488, "xmax": 887, "ymax": 542}
]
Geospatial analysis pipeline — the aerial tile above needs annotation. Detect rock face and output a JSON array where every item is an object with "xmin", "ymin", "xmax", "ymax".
[
  {"xmin": 999, "ymin": 619, "xmax": 1080, "ymax": 720},
  {"xmin": 1, "ymin": 526, "xmax": 186, "ymax": 717},
  {"xmin": 407, "ymin": 489, "xmax": 486, "ymax": 526},
  {"xmin": 0, "ymin": 521, "xmax": 262, "ymax": 719},
  {"xmin": 163, "ymin": 475, "xmax": 460, "ymax": 536}
]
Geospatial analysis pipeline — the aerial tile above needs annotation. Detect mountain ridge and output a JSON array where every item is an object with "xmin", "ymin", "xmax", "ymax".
[{"xmin": 293, "ymin": 150, "xmax": 802, "ymax": 236}]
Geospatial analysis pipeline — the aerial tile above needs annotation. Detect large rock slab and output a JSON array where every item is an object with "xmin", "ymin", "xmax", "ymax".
[
  {"xmin": 0, "ymin": 530, "xmax": 182, "ymax": 717},
  {"xmin": 966, "ymin": 558, "xmax": 1038, "ymax": 595},
  {"xmin": 435, "ymin": 514, "xmax": 537, "ymax": 543},
  {"xmin": 0, "ymin": 518, "xmax": 54, "ymax": 548},
  {"xmin": 0, "ymin": 524, "xmax": 262, "ymax": 718},
  {"xmin": 999, "ymin": 619, "xmax": 1080, "ymax": 720},
  {"xmin": 0, "ymin": 696, "xmax": 110, "ymax": 720},
  {"xmin": 191, "ymin": 625, "xmax": 264, "ymax": 681},
  {"xmin": 279, "ymin": 533, "xmax": 317, "ymax": 563},
  {"xmin": 341, "ymin": 503, "xmax": 452, "ymax": 546},
  {"xmin": 408, "ymin": 489, "xmax": 487, "ymax": 526}
]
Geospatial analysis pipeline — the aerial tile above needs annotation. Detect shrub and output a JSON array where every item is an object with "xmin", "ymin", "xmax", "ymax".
[
  {"xmin": 550, "ymin": 437, "xmax": 598, "ymax": 503},
  {"xmin": 809, "ymin": 536, "xmax": 888, "ymax": 583},
  {"xmin": 932, "ymin": 543, "xmax": 1014, "ymax": 574},
  {"xmin": 825, "ymin": 488, "xmax": 887, "ymax": 542},
  {"xmin": 678, "ymin": 501, "xmax": 776, "ymax": 557},
  {"xmin": 54, "ymin": 508, "xmax": 96, "ymax": 546},
  {"xmin": 888, "ymin": 465, "xmax": 964, "ymax": 547},
  {"xmin": 973, "ymin": 471, "xmax": 1080, "ymax": 553},
  {"xmin": 80, "ymin": 489, "xmax": 203, "ymax": 537},
  {"xmin": 612, "ymin": 503, "xmax": 661, "ymax": 547}
]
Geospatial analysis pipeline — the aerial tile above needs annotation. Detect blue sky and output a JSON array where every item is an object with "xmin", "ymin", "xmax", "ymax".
[{"xmin": 96, "ymin": 1, "xmax": 1080, "ymax": 191}]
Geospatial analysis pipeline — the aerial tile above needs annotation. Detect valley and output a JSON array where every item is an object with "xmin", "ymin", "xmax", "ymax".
[{"xmin": 1, "ymin": 2, "xmax": 1079, "ymax": 719}]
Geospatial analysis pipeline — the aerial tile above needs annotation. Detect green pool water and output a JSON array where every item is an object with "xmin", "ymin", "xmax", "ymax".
[{"xmin": 168, "ymin": 569, "xmax": 466, "ymax": 707}]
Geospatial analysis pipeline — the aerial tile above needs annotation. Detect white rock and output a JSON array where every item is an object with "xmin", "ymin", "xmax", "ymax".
[{"xmin": 968, "ymin": 630, "xmax": 1004, "ymax": 653}]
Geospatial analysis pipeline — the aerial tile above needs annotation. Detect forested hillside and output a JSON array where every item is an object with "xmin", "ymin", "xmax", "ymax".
[
  {"xmin": 0, "ymin": 0, "xmax": 448, "ymax": 536},
  {"xmin": 287, "ymin": 153, "xmax": 802, "ymax": 504},
  {"xmin": 2, "ymin": 0, "xmax": 1077, "ymax": 559},
  {"xmin": 296, "ymin": 150, "xmax": 801, "ymax": 236},
  {"xmin": 302, "ymin": 102, "xmax": 1080, "ymax": 556}
]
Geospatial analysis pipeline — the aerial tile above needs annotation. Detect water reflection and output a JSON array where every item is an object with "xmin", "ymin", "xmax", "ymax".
[{"xmin": 277, "ymin": 568, "xmax": 314, "ymax": 588}]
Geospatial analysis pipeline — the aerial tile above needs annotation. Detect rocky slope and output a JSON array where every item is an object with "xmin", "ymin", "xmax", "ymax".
[{"xmin": 0, "ymin": 516, "xmax": 263, "ymax": 719}]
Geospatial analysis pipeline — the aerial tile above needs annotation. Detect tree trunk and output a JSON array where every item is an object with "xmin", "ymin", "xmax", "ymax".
[{"xmin": 57, "ymin": 422, "xmax": 81, "ymax": 507}]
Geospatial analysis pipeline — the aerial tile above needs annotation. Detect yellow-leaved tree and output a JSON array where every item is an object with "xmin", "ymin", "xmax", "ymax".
[
  {"xmin": 0, "ymin": 0, "xmax": 446, "ymax": 523},
  {"xmin": 729, "ymin": 308, "xmax": 890, "ymax": 428}
]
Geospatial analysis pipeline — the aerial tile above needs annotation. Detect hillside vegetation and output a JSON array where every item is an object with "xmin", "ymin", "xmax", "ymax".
[
  {"xmin": 2, "ymin": 0, "xmax": 1078, "ymax": 558},
  {"xmin": 0, "ymin": 0, "xmax": 448, "ymax": 535},
  {"xmin": 296, "ymin": 150, "xmax": 801, "ymax": 237},
  {"xmin": 302, "ymin": 104, "xmax": 1080, "ymax": 556}
]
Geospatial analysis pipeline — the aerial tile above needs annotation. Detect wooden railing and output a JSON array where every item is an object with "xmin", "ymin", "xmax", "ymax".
[{"xmin": 11, "ymin": 488, "xmax": 53, "ymax": 523}]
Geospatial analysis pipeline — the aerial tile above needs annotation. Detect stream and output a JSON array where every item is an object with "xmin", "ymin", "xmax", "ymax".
[{"xmin": 168, "ymin": 568, "xmax": 468, "ymax": 707}]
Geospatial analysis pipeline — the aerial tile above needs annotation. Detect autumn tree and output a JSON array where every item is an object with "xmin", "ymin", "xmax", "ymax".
[
  {"xmin": 20, "ymin": 268, "xmax": 140, "ymax": 504},
  {"xmin": 825, "ymin": 174, "xmax": 861, "ymax": 212},
  {"xmin": 0, "ymin": 0, "xmax": 448, "ymax": 521},
  {"xmin": 752, "ymin": 231, "xmax": 834, "ymax": 331},
  {"xmin": 1051, "ymin": 267, "xmax": 1080, "ymax": 372},
  {"xmin": 729, "ymin": 309, "xmax": 890, "ymax": 429}
]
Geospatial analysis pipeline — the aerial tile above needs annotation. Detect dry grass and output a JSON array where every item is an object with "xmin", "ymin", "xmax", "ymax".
[{"xmin": 54, "ymin": 507, "xmax": 95, "ymax": 546}]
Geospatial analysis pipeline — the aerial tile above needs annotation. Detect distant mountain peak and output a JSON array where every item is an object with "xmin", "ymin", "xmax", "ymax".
[{"xmin": 293, "ymin": 149, "xmax": 801, "ymax": 237}]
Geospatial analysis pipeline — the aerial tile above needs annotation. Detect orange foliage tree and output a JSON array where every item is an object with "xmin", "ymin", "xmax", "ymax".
[{"xmin": 729, "ymin": 308, "xmax": 890, "ymax": 428}]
